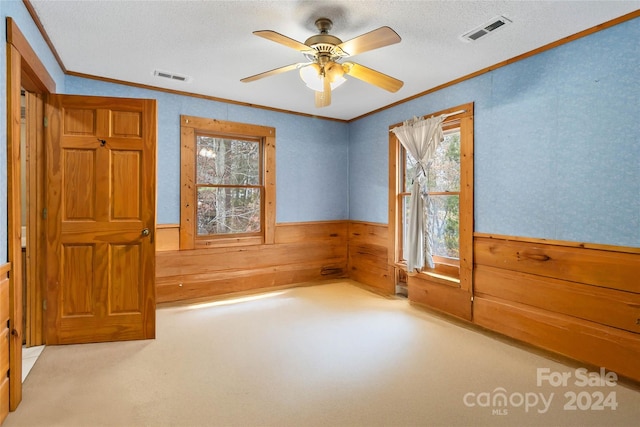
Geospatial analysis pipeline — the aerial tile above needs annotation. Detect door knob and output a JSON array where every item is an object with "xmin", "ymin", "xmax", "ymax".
[{"xmin": 141, "ymin": 228, "xmax": 150, "ymax": 237}]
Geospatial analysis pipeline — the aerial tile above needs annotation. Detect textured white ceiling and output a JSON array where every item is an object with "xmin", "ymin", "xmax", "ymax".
[{"xmin": 29, "ymin": 0, "xmax": 640, "ymax": 120}]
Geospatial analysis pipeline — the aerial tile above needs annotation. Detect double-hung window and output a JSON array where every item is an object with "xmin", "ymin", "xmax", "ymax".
[
  {"xmin": 402, "ymin": 127, "xmax": 461, "ymax": 274},
  {"xmin": 196, "ymin": 135, "xmax": 261, "ymax": 236},
  {"xmin": 390, "ymin": 103, "xmax": 474, "ymax": 288},
  {"xmin": 180, "ymin": 116, "xmax": 275, "ymax": 249}
]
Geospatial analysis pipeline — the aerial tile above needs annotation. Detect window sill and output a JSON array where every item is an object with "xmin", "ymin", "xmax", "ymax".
[
  {"xmin": 410, "ymin": 271, "xmax": 461, "ymax": 289},
  {"xmin": 394, "ymin": 262, "xmax": 460, "ymax": 288},
  {"xmin": 195, "ymin": 235, "xmax": 263, "ymax": 249},
  {"xmin": 421, "ymin": 270, "xmax": 459, "ymax": 283},
  {"xmin": 416, "ymin": 271, "xmax": 460, "ymax": 288}
]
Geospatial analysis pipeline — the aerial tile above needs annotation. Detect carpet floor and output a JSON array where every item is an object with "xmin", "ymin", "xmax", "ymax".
[{"xmin": 6, "ymin": 280, "xmax": 640, "ymax": 426}]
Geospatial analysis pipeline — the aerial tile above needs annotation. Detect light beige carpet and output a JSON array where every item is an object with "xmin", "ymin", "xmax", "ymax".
[{"xmin": 7, "ymin": 280, "xmax": 640, "ymax": 426}]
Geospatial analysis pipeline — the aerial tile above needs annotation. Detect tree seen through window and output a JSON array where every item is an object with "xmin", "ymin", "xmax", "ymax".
[{"xmin": 196, "ymin": 136, "xmax": 261, "ymax": 235}]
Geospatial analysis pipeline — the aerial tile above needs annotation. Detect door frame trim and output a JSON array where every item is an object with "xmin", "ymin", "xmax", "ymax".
[
  {"xmin": 24, "ymin": 91, "xmax": 46, "ymax": 347},
  {"xmin": 5, "ymin": 16, "xmax": 55, "ymax": 411}
]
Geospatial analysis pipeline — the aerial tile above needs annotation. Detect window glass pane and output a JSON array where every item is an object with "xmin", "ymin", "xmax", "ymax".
[
  {"xmin": 427, "ymin": 131, "xmax": 460, "ymax": 192},
  {"xmin": 427, "ymin": 195, "xmax": 459, "ymax": 259},
  {"xmin": 196, "ymin": 136, "xmax": 260, "ymax": 185},
  {"xmin": 197, "ymin": 187, "xmax": 261, "ymax": 235}
]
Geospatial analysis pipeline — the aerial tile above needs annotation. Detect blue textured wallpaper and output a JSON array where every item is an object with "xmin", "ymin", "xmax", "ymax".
[
  {"xmin": 65, "ymin": 77, "xmax": 350, "ymax": 224},
  {"xmin": 1, "ymin": 0, "xmax": 66, "ymax": 263},
  {"xmin": 350, "ymin": 17, "xmax": 640, "ymax": 247}
]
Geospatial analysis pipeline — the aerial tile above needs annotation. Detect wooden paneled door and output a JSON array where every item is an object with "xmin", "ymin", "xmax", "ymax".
[{"xmin": 45, "ymin": 95, "xmax": 157, "ymax": 344}]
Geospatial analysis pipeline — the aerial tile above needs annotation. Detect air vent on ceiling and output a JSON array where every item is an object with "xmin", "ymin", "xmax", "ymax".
[
  {"xmin": 460, "ymin": 15, "xmax": 512, "ymax": 42},
  {"xmin": 154, "ymin": 69, "xmax": 191, "ymax": 83}
]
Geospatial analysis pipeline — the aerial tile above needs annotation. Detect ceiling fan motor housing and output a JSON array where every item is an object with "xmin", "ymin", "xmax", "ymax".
[
  {"xmin": 303, "ymin": 42, "xmax": 345, "ymax": 64},
  {"xmin": 304, "ymin": 18, "xmax": 346, "ymax": 63}
]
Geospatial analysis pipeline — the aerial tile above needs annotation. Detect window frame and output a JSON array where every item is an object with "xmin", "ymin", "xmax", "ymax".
[
  {"xmin": 389, "ymin": 103, "xmax": 474, "ymax": 291},
  {"xmin": 180, "ymin": 115, "xmax": 276, "ymax": 249}
]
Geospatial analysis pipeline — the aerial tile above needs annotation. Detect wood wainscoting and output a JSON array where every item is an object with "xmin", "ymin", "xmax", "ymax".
[
  {"xmin": 408, "ymin": 274, "xmax": 473, "ymax": 321},
  {"xmin": 0, "ymin": 263, "xmax": 10, "ymax": 424},
  {"xmin": 155, "ymin": 221, "xmax": 349, "ymax": 303},
  {"xmin": 473, "ymin": 234, "xmax": 640, "ymax": 382},
  {"xmin": 347, "ymin": 221, "xmax": 394, "ymax": 295},
  {"xmin": 156, "ymin": 220, "xmax": 395, "ymax": 302}
]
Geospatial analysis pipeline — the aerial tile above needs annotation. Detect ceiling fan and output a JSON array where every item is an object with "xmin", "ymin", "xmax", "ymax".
[{"xmin": 241, "ymin": 18, "xmax": 404, "ymax": 108}]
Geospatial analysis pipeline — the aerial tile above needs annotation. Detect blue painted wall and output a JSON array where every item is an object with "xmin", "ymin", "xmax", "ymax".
[
  {"xmin": 1, "ymin": 0, "xmax": 66, "ymax": 263},
  {"xmin": 65, "ymin": 77, "xmax": 350, "ymax": 224},
  {"xmin": 349, "ymin": 17, "xmax": 640, "ymax": 247}
]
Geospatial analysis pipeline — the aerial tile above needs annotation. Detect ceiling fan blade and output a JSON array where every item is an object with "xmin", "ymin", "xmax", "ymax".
[
  {"xmin": 342, "ymin": 62, "xmax": 403, "ymax": 93},
  {"xmin": 253, "ymin": 30, "xmax": 312, "ymax": 52},
  {"xmin": 241, "ymin": 62, "xmax": 310, "ymax": 83},
  {"xmin": 337, "ymin": 27, "xmax": 401, "ymax": 56},
  {"xmin": 315, "ymin": 77, "xmax": 332, "ymax": 108}
]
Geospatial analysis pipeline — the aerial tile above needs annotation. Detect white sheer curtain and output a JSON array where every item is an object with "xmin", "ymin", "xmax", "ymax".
[{"xmin": 391, "ymin": 115, "xmax": 444, "ymax": 272}]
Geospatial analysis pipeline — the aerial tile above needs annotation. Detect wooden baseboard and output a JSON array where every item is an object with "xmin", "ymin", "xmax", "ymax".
[{"xmin": 157, "ymin": 279, "xmax": 332, "ymax": 308}]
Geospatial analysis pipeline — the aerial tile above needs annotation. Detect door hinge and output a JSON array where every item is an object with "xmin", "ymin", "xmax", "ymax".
[
  {"xmin": 42, "ymin": 208, "xmax": 47, "ymax": 219},
  {"xmin": 43, "ymin": 299, "xmax": 47, "ymax": 311},
  {"xmin": 43, "ymin": 117, "xmax": 48, "ymax": 128}
]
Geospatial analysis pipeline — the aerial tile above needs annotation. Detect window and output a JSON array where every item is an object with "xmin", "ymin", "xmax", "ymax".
[
  {"xmin": 180, "ymin": 116, "xmax": 275, "ymax": 249},
  {"xmin": 196, "ymin": 136, "xmax": 261, "ymax": 236},
  {"xmin": 390, "ymin": 103, "xmax": 474, "ymax": 288},
  {"xmin": 403, "ymin": 129, "xmax": 461, "ymax": 265}
]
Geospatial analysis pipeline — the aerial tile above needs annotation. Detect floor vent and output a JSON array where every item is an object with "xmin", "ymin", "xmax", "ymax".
[
  {"xmin": 321, "ymin": 266, "xmax": 344, "ymax": 276},
  {"xmin": 460, "ymin": 15, "xmax": 512, "ymax": 42},
  {"xmin": 154, "ymin": 70, "xmax": 191, "ymax": 82}
]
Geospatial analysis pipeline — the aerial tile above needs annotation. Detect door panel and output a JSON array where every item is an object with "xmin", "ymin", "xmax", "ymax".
[
  {"xmin": 46, "ymin": 94, "xmax": 156, "ymax": 345},
  {"xmin": 110, "ymin": 243, "xmax": 142, "ymax": 313},
  {"xmin": 111, "ymin": 150, "xmax": 141, "ymax": 218},
  {"xmin": 63, "ymin": 149, "xmax": 96, "ymax": 219},
  {"xmin": 61, "ymin": 244, "xmax": 94, "ymax": 316}
]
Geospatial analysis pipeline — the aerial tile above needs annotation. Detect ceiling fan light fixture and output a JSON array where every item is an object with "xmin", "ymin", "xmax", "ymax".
[
  {"xmin": 299, "ymin": 63, "xmax": 346, "ymax": 92},
  {"xmin": 326, "ymin": 61, "xmax": 345, "ymax": 82}
]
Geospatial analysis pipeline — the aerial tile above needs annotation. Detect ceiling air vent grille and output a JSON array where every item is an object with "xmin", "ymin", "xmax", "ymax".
[
  {"xmin": 460, "ymin": 16, "xmax": 512, "ymax": 42},
  {"xmin": 154, "ymin": 70, "xmax": 191, "ymax": 82}
]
